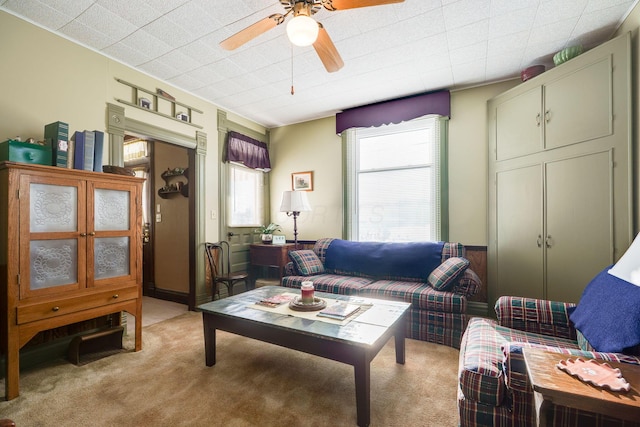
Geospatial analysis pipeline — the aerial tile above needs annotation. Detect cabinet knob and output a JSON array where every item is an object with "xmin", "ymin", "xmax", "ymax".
[
  {"xmin": 545, "ymin": 110, "xmax": 551, "ymax": 123},
  {"xmin": 545, "ymin": 235, "xmax": 553, "ymax": 248},
  {"xmin": 89, "ymin": 231, "xmax": 96, "ymax": 236},
  {"xmin": 112, "ymin": 294, "xmax": 119, "ymax": 299},
  {"xmin": 80, "ymin": 232, "xmax": 87, "ymax": 237},
  {"xmin": 536, "ymin": 113, "xmax": 541, "ymax": 126},
  {"xmin": 536, "ymin": 235, "xmax": 542, "ymax": 248},
  {"xmin": 52, "ymin": 306, "xmax": 60, "ymax": 312}
]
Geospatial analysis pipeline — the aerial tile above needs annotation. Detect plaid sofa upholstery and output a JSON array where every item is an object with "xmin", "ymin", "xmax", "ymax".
[
  {"xmin": 458, "ymin": 296, "xmax": 640, "ymax": 427},
  {"xmin": 281, "ymin": 238, "xmax": 481, "ymax": 348}
]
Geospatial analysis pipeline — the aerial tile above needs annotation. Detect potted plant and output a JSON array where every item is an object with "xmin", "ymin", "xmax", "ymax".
[{"xmin": 255, "ymin": 223, "xmax": 281, "ymax": 244}]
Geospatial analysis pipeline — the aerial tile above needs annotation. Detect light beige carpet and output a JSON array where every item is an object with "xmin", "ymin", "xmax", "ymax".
[{"xmin": 0, "ymin": 311, "xmax": 460, "ymax": 426}]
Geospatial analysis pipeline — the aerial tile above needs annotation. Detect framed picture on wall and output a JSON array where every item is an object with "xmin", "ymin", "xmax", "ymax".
[{"xmin": 292, "ymin": 171, "xmax": 313, "ymax": 191}]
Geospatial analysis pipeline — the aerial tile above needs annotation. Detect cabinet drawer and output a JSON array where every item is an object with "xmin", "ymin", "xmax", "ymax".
[{"xmin": 17, "ymin": 286, "xmax": 138, "ymax": 325}]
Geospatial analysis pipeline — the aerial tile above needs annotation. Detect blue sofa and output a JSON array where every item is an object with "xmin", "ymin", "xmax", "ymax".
[{"xmin": 282, "ymin": 238, "xmax": 481, "ymax": 348}]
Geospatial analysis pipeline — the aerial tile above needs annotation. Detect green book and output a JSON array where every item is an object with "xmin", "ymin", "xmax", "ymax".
[{"xmin": 44, "ymin": 121, "xmax": 69, "ymax": 167}]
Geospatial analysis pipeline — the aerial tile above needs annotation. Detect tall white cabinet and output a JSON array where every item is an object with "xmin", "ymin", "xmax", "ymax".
[{"xmin": 488, "ymin": 33, "xmax": 632, "ymax": 305}]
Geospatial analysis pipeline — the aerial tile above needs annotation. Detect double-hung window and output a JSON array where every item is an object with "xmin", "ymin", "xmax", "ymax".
[
  {"xmin": 227, "ymin": 163, "xmax": 265, "ymax": 227},
  {"xmin": 344, "ymin": 115, "xmax": 448, "ymax": 242}
]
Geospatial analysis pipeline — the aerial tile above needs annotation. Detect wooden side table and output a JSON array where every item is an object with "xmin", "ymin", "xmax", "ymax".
[
  {"xmin": 249, "ymin": 243, "xmax": 296, "ymax": 287},
  {"xmin": 523, "ymin": 348, "xmax": 640, "ymax": 426}
]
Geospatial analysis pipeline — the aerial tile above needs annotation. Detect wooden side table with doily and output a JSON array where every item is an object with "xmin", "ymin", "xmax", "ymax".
[{"xmin": 523, "ymin": 348, "xmax": 640, "ymax": 427}]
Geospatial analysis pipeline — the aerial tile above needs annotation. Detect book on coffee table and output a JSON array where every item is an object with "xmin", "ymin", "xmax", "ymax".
[
  {"xmin": 317, "ymin": 302, "xmax": 361, "ymax": 320},
  {"xmin": 256, "ymin": 294, "xmax": 295, "ymax": 308}
]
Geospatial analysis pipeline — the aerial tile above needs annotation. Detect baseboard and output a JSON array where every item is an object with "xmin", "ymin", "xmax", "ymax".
[{"xmin": 467, "ymin": 301, "xmax": 489, "ymax": 318}]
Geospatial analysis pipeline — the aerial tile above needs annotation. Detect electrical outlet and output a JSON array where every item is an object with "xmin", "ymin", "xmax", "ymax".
[{"xmin": 210, "ymin": 210, "xmax": 217, "ymax": 220}]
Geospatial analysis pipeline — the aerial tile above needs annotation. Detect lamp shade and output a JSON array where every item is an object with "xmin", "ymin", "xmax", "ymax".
[
  {"xmin": 280, "ymin": 190, "xmax": 311, "ymax": 213},
  {"xmin": 286, "ymin": 15, "xmax": 319, "ymax": 47}
]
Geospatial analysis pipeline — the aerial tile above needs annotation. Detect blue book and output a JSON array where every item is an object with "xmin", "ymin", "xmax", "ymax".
[
  {"xmin": 73, "ymin": 130, "xmax": 95, "ymax": 171},
  {"xmin": 73, "ymin": 130, "xmax": 85, "ymax": 170},
  {"xmin": 93, "ymin": 130, "xmax": 104, "ymax": 172}
]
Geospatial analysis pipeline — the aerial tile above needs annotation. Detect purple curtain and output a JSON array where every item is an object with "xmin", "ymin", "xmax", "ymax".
[
  {"xmin": 335, "ymin": 90, "xmax": 450, "ymax": 135},
  {"xmin": 225, "ymin": 131, "xmax": 271, "ymax": 171}
]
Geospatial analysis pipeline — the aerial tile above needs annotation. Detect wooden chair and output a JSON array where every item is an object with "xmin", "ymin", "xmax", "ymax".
[{"xmin": 204, "ymin": 241, "xmax": 249, "ymax": 298}]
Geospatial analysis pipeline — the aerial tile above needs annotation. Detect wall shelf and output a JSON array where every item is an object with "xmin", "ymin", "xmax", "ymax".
[
  {"xmin": 158, "ymin": 167, "xmax": 188, "ymax": 199},
  {"xmin": 115, "ymin": 78, "xmax": 203, "ymax": 129}
]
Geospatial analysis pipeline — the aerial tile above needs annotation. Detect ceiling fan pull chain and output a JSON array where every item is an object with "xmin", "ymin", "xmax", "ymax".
[{"xmin": 290, "ymin": 44, "xmax": 295, "ymax": 95}]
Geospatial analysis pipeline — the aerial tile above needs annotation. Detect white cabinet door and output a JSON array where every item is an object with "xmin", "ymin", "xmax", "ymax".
[
  {"xmin": 495, "ymin": 164, "xmax": 544, "ymax": 299},
  {"xmin": 544, "ymin": 151, "xmax": 613, "ymax": 303},
  {"xmin": 544, "ymin": 57, "xmax": 612, "ymax": 150},
  {"xmin": 495, "ymin": 87, "xmax": 543, "ymax": 161}
]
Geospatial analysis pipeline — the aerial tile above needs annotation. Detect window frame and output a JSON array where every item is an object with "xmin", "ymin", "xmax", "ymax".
[{"xmin": 342, "ymin": 115, "xmax": 449, "ymax": 242}]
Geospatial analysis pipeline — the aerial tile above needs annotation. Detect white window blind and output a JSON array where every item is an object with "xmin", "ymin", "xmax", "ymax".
[{"xmin": 345, "ymin": 115, "xmax": 447, "ymax": 242}]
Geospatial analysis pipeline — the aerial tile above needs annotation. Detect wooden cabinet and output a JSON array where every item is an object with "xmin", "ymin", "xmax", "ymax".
[
  {"xmin": 488, "ymin": 33, "xmax": 632, "ymax": 305},
  {"xmin": 249, "ymin": 243, "xmax": 295, "ymax": 287},
  {"xmin": 0, "ymin": 161, "xmax": 144, "ymax": 400}
]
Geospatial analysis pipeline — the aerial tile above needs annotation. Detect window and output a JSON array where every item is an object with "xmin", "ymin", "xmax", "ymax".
[
  {"xmin": 344, "ymin": 115, "xmax": 448, "ymax": 242},
  {"xmin": 227, "ymin": 163, "xmax": 265, "ymax": 227}
]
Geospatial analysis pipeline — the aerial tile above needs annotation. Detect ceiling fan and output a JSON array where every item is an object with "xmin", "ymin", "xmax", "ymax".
[{"xmin": 220, "ymin": 0, "xmax": 405, "ymax": 73}]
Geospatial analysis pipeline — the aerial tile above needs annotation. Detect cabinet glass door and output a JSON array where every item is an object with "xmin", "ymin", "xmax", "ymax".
[
  {"xmin": 21, "ymin": 177, "xmax": 85, "ymax": 298},
  {"xmin": 90, "ymin": 184, "xmax": 137, "ymax": 285}
]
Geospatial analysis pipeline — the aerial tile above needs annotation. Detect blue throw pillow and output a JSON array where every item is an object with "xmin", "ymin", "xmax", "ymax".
[
  {"xmin": 289, "ymin": 250, "xmax": 325, "ymax": 276},
  {"xmin": 569, "ymin": 266, "xmax": 640, "ymax": 353}
]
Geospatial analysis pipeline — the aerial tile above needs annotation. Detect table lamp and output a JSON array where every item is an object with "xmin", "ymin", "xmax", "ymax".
[{"xmin": 279, "ymin": 190, "xmax": 311, "ymax": 249}]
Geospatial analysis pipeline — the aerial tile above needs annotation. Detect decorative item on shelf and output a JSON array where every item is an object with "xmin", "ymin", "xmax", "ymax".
[
  {"xmin": 103, "ymin": 165, "xmax": 135, "ymax": 176},
  {"xmin": 254, "ymin": 223, "xmax": 281, "ymax": 244},
  {"xmin": 0, "ymin": 138, "xmax": 52, "ymax": 166},
  {"xmin": 138, "ymin": 97, "xmax": 151, "ymax": 109},
  {"xmin": 279, "ymin": 190, "xmax": 311, "ymax": 249},
  {"xmin": 520, "ymin": 65, "xmax": 545, "ymax": 82},
  {"xmin": 156, "ymin": 88, "xmax": 175, "ymax": 100},
  {"xmin": 176, "ymin": 112, "xmax": 189, "ymax": 122},
  {"xmin": 553, "ymin": 45, "xmax": 583, "ymax": 66},
  {"xmin": 272, "ymin": 235, "xmax": 286, "ymax": 245},
  {"xmin": 291, "ymin": 170, "xmax": 313, "ymax": 191}
]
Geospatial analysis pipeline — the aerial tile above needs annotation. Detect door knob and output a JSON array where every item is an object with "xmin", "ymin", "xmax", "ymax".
[{"xmin": 228, "ymin": 232, "xmax": 234, "ymax": 237}]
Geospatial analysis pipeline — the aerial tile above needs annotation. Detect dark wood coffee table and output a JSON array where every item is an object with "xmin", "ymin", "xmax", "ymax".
[{"xmin": 198, "ymin": 286, "xmax": 411, "ymax": 427}]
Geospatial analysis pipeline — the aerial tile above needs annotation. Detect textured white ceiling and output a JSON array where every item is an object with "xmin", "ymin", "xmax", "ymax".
[{"xmin": 1, "ymin": 0, "xmax": 636, "ymax": 128}]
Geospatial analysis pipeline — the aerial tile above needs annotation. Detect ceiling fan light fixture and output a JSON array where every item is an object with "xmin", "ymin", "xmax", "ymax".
[{"xmin": 286, "ymin": 15, "xmax": 319, "ymax": 46}]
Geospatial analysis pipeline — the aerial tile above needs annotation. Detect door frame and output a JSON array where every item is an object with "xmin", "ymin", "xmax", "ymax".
[
  {"xmin": 106, "ymin": 103, "xmax": 208, "ymax": 310},
  {"xmin": 217, "ymin": 111, "xmax": 270, "ymax": 277}
]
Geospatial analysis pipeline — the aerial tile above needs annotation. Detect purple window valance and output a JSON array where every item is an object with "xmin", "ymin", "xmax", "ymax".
[
  {"xmin": 225, "ymin": 131, "xmax": 271, "ymax": 171},
  {"xmin": 335, "ymin": 90, "xmax": 450, "ymax": 135}
]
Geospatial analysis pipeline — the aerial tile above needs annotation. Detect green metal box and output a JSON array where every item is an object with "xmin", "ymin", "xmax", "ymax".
[{"xmin": 0, "ymin": 139, "xmax": 52, "ymax": 166}]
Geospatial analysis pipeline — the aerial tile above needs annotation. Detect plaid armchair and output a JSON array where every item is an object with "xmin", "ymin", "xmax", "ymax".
[{"xmin": 458, "ymin": 296, "xmax": 640, "ymax": 427}]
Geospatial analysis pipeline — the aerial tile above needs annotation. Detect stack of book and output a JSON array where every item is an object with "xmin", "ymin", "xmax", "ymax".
[
  {"xmin": 44, "ymin": 122, "xmax": 104, "ymax": 172},
  {"xmin": 317, "ymin": 302, "xmax": 361, "ymax": 320}
]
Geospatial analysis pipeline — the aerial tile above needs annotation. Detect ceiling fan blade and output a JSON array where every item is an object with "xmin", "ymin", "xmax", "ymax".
[
  {"xmin": 220, "ymin": 14, "xmax": 284, "ymax": 50},
  {"xmin": 313, "ymin": 24, "xmax": 344, "ymax": 73},
  {"xmin": 321, "ymin": 0, "xmax": 404, "ymax": 11}
]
